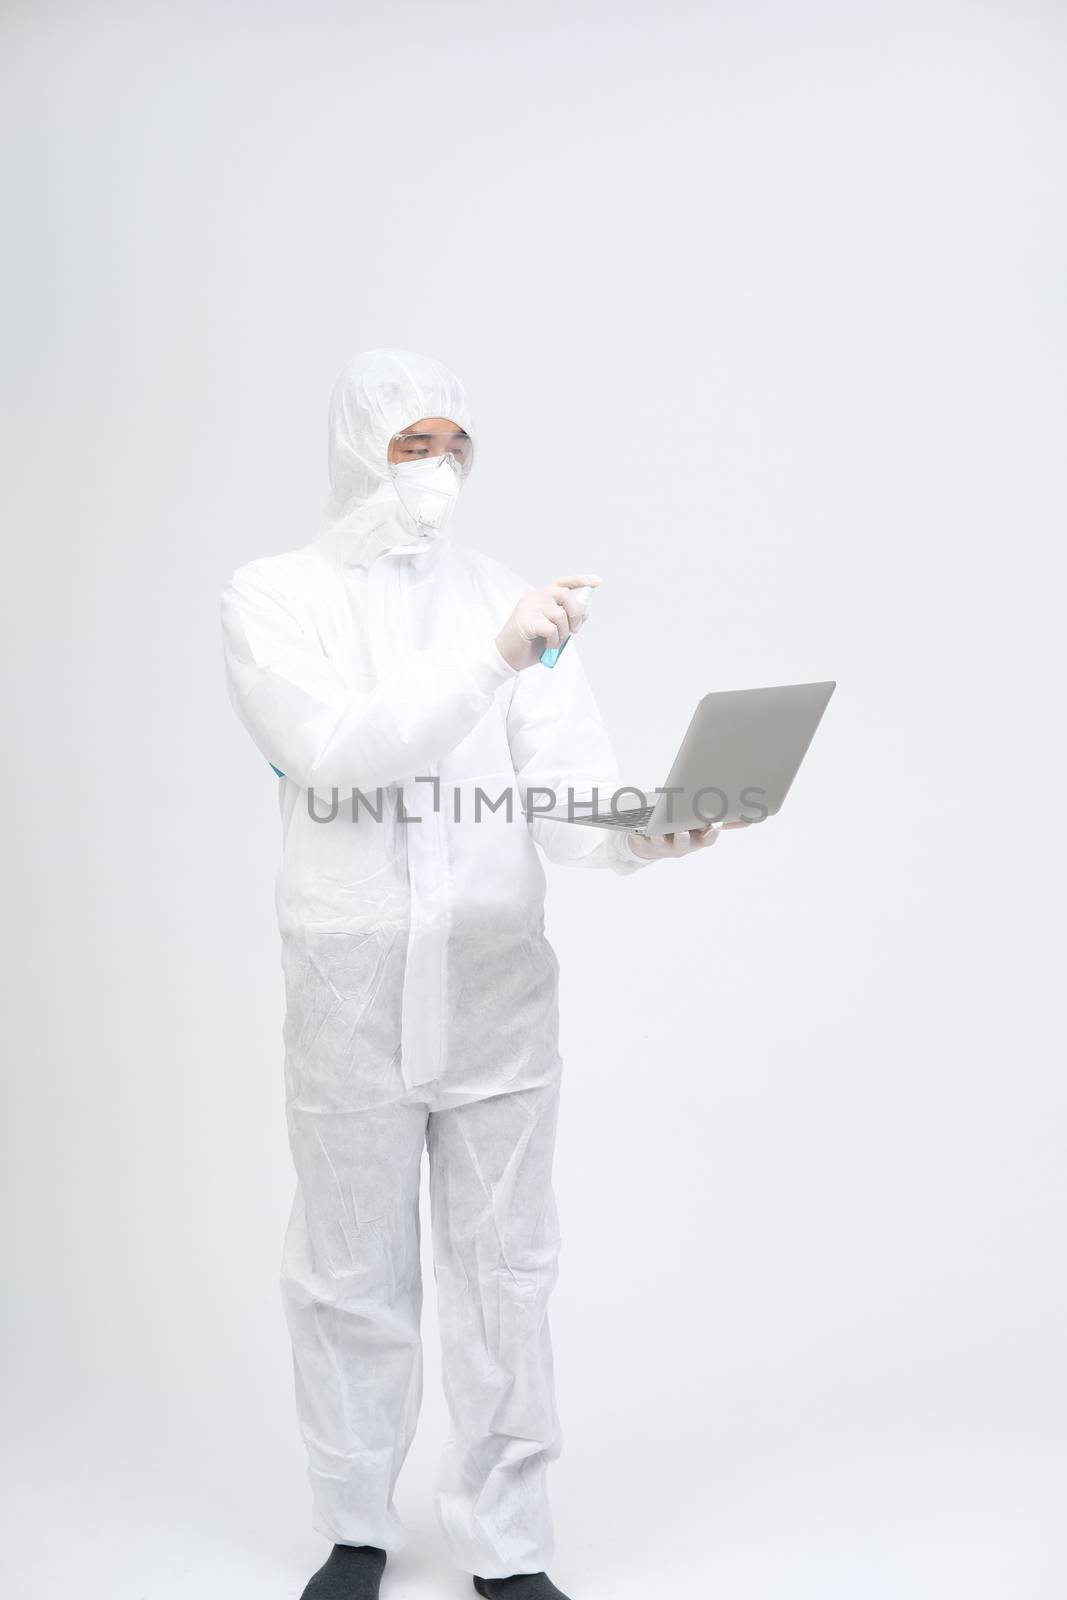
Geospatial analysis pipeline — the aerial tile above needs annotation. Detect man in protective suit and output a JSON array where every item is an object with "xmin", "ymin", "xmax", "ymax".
[{"xmin": 221, "ymin": 349, "xmax": 718, "ymax": 1600}]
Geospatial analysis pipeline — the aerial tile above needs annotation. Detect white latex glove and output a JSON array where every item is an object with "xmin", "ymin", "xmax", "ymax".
[
  {"xmin": 625, "ymin": 819, "xmax": 751, "ymax": 862},
  {"xmin": 495, "ymin": 574, "xmax": 602, "ymax": 672}
]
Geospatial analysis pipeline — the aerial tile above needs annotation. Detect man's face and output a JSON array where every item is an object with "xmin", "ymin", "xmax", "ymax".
[{"xmin": 388, "ymin": 417, "xmax": 473, "ymax": 474}]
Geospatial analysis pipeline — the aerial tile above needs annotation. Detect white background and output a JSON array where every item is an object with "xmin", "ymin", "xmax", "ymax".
[{"xmin": 3, "ymin": 3, "xmax": 1065, "ymax": 1596}]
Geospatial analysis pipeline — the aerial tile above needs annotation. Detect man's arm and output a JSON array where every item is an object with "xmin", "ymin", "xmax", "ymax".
[
  {"xmin": 505, "ymin": 635, "xmax": 656, "ymax": 877},
  {"xmin": 221, "ymin": 560, "xmax": 516, "ymax": 792}
]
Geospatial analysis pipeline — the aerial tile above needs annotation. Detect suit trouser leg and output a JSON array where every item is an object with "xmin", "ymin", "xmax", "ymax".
[
  {"xmin": 280, "ymin": 1096, "xmax": 429, "ymax": 1551},
  {"xmin": 427, "ymin": 1079, "xmax": 565, "ymax": 1579}
]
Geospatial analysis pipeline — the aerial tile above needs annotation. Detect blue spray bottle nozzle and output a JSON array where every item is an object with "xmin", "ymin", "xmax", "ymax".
[{"xmin": 540, "ymin": 583, "xmax": 596, "ymax": 667}]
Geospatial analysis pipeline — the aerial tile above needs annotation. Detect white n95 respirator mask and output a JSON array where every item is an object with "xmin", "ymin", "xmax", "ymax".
[{"xmin": 390, "ymin": 454, "xmax": 464, "ymax": 537}]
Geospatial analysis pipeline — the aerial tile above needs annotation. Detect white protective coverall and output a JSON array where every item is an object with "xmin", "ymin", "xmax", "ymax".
[{"xmin": 220, "ymin": 349, "xmax": 650, "ymax": 1579}]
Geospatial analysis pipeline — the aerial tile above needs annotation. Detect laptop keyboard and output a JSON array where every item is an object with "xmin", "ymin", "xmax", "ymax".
[{"xmin": 570, "ymin": 805, "xmax": 656, "ymax": 830}]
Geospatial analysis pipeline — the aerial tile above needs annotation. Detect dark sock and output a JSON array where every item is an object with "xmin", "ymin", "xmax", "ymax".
[
  {"xmin": 473, "ymin": 1574, "xmax": 571, "ymax": 1600},
  {"xmin": 300, "ymin": 1544, "xmax": 387, "ymax": 1600}
]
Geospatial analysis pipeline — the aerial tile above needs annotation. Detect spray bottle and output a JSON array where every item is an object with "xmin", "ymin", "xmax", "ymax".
[{"xmin": 540, "ymin": 583, "xmax": 596, "ymax": 668}]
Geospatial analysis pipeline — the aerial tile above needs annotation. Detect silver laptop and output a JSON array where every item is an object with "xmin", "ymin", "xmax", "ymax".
[{"xmin": 526, "ymin": 680, "xmax": 836, "ymax": 836}]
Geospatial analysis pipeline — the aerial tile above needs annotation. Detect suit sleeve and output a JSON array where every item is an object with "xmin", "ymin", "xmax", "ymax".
[
  {"xmin": 221, "ymin": 561, "xmax": 517, "ymax": 792},
  {"xmin": 505, "ymin": 637, "xmax": 653, "ymax": 877}
]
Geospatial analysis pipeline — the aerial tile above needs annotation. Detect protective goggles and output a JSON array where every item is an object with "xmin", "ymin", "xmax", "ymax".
[{"xmin": 388, "ymin": 426, "xmax": 475, "ymax": 478}]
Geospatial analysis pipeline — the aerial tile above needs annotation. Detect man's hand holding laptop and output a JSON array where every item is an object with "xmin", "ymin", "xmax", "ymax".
[{"xmin": 625, "ymin": 818, "xmax": 752, "ymax": 861}]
